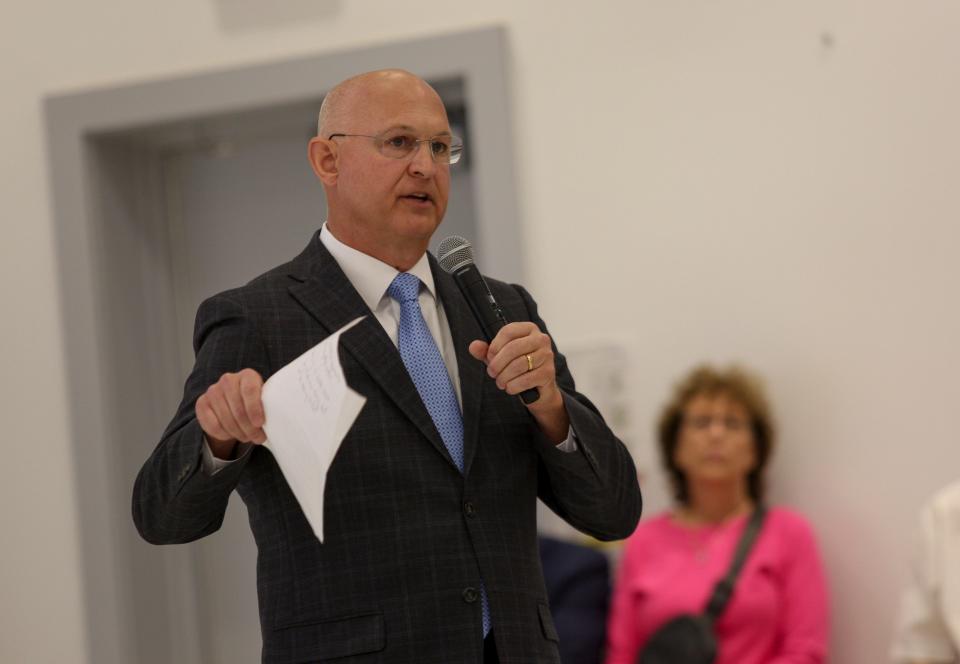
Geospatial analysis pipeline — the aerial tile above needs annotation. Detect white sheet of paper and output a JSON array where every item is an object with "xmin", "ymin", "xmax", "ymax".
[{"xmin": 261, "ymin": 316, "xmax": 366, "ymax": 542}]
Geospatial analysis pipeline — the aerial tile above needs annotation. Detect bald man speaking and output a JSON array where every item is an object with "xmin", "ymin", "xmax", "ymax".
[{"xmin": 133, "ymin": 70, "xmax": 641, "ymax": 664}]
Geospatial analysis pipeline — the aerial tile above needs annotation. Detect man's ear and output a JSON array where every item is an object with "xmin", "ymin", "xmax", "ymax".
[{"xmin": 307, "ymin": 136, "xmax": 338, "ymax": 185}]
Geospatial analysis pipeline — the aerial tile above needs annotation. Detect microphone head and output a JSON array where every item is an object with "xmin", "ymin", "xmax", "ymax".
[{"xmin": 437, "ymin": 235, "xmax": 475, "ymax": 274}]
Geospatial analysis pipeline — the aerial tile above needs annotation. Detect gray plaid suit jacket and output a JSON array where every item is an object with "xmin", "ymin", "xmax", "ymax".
[{"xmin": 133, "ymin": 232, "xmax": 641, "ymax": 664}]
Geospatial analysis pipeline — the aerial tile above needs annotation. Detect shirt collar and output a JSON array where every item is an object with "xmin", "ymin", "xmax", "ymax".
[{"xmin": 319, "ymin": 222, "xmax": 436, "ymax": 311}]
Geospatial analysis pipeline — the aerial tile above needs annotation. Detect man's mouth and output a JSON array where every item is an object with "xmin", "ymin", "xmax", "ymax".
[{"xmin": 402, "ymin": 193, "xmax": 432, "ymax": 203}]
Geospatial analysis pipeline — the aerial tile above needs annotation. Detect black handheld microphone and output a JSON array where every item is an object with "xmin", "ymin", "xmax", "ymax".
[{"xmin": 437, "ymin": 235, "xmax": 539, "ymax": 405}]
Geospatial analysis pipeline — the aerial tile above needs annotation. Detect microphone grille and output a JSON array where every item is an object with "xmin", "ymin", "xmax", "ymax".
[{"xmin": 437, "ymin": 235, "xmax": 475, "ymax": 273}]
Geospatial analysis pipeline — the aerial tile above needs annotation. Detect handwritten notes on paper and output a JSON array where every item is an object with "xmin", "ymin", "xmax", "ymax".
[{"xmin": 261, "ymin": 317, "xmax": 366, "ymax": 542}]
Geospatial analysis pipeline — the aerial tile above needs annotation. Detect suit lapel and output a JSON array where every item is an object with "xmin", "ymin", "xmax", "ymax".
[
  {"xmin": 431, "ymin": 256, "xmax": 486, "ymax": 477},
  {"xmin": 286, "ymin": 235, "xmax": 454, "ymax": 468}
]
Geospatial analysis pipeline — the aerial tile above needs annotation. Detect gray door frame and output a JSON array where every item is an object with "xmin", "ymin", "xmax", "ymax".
[{"xmin": 44, "ymin": 26, "xmax": 522, "ymax": 664}]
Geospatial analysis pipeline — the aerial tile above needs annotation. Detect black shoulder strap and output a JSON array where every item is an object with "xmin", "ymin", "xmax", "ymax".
[{"xmin": 703, "ymin": 506, "xmax": 768, "ymax": 621}]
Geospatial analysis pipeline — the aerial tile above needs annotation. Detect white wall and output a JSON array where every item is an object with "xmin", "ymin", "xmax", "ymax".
[{"xmin": 3, "ymin": 2, "xmax": 958, "ymax": 662}]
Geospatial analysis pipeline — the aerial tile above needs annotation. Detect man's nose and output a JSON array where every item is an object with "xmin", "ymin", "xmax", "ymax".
[{"xmin": 408, "ymin": 140, "xmax": 437, "ymax": 177}]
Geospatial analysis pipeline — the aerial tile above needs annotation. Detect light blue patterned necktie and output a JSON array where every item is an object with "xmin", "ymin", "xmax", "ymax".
[{"xmin": 387, "ymin": 272, "xmax": 491, "ymax": 637}]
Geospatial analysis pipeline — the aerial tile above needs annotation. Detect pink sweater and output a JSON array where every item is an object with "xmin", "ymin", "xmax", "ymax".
[{"xmin": 605, "ymin": 507, "xmax": 828, "ymax": 664}]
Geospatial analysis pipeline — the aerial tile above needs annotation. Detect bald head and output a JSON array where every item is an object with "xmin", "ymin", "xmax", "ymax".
[
  {"xmin": 306, "ymin": 68, "xmax": 453, "ymax": 271},
  {"xmin": 316, "ymin": 69, "xmax": 446, "ymax": 138}
]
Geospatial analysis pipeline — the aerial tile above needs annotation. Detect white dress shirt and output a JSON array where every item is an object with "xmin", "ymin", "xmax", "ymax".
[
  {"xmin": 203, "ymin": 223, "xmax": 573, "ymax": 474},
  {"xmin": 891, "ymin": 480, "xmax": 960, "ymax": 663},
  {"xmin": 318, "ymin": 223, "xmax": 463, "ymax": 408}
]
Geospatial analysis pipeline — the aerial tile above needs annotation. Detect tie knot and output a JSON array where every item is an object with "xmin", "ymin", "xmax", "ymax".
[{"xmin": 387, "ymin": 272, "xmax": 422, "ymax": 304}]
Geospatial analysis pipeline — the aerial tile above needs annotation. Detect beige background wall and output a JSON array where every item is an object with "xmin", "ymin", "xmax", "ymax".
[{"xmin": 3, "ymin": 2, "xmax": 958, "ymax": 662}]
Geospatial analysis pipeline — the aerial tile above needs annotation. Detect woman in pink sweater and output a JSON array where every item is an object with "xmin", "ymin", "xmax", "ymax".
[{"xmin": 605, "ymin": 365, "xmax": 829, "ymax": 664}]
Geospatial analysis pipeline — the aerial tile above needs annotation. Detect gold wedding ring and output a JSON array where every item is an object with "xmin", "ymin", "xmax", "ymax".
[{"xmin": 525, "ymin": 354, "xmax": 534, "ymax": 372}]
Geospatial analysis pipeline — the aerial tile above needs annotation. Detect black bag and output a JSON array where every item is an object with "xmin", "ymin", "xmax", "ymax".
[
  {"xmin": 637, "ymin": 614, "xmax": 717, "ymax": 664},
  {"xmin": 637, "ymin": 507, "xmax": 767, "ymax": 664}
]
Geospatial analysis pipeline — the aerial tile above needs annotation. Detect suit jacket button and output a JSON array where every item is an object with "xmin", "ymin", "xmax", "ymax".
[
  {"xmin": 463, "ymin": 501, "xmax": 476, "ymax": 518},
  {"xmin": 462, "ymin": 587, "xmax": 479, "ymax": 603}
]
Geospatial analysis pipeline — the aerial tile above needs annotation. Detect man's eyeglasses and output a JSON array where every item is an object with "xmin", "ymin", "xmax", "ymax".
[{"xmin": 328, "ymin": 132, "xmax": 464, "ymax": 165}]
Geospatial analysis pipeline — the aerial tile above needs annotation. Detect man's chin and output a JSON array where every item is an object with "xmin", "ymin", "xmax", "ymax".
[{"xmin": 393, "ymin": 213, "xmax": 443, "ymax": 238}]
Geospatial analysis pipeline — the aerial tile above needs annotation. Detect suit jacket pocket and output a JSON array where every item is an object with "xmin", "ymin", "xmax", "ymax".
[{"xmin": 272, "ymin": 610, "xmax": 385, "ymax": 661}]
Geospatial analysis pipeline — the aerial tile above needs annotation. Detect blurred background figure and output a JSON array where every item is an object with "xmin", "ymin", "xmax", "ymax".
[
  {"xmin": 605, "ymin": 365, "xmax": 829, "ymax": 664},
  {"xmin": 539, "ymin": 536, "xmax": 611, "ymax": 664},
  {"xmin": 891, "ymin": 481, "xmax": 960, "ymax": 663}
]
